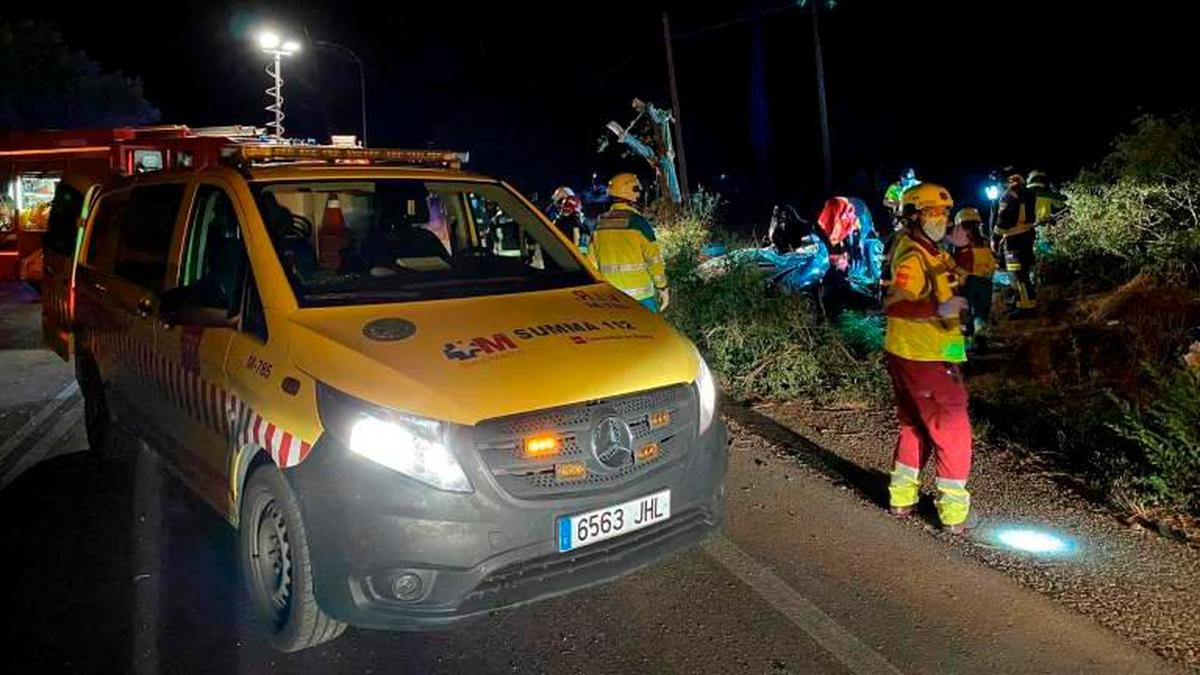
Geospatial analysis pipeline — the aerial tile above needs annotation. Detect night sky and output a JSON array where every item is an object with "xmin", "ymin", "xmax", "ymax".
[{"xmin": 4, "ymin": 0, "xmax": 1197, "ymax": 224}]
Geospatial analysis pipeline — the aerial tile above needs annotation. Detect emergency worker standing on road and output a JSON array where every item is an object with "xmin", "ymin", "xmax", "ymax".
[
  {"xmin": 883, "ymin": 183, "xmax": 976, "ymax": 534},
  {"xmin": 992, "ymin": 171, "xmax": 1039, "ymax": 317},
  {"xmin": 588, "ymin": 173, "xmax": 670, "ymax": 312}
]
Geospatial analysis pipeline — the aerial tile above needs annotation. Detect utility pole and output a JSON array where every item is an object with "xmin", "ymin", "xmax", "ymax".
[
  {"xmin": 809, "ymin": 0, "xmax": 833, "ymax": 195},
  {"xmin": 662, "ymin": 12, "xmax": 691, "ymax": 201}
]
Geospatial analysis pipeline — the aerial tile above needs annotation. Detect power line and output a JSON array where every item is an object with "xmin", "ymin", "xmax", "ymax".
[{"xmin": 593, "ymin": 2, "xmax": 800, "ymax": 81}]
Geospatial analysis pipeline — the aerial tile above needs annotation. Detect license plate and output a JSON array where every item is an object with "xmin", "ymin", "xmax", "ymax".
[{"xmin": 557, "ymin": 489, "xmax": 671, "ymax": 552}]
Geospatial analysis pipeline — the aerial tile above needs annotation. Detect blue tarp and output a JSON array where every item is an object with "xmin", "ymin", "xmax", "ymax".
[{"xmin": 701, "ymin": 236, "xmax": 831, "ymax": 293}]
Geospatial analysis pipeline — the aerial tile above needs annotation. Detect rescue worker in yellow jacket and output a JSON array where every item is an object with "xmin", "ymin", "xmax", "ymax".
[
  {"xmin": 1027, "ymin": 170, "xmax": 1066, "ymax": 228},
  {"xmin": 950, "ymin": 207, "xmax": 999, "ymax": 352},
  {"xmin": 589, "ymin": 173, "xmax": 670, "ymax": 312},
  {"xmin": 884, "ymin": 183, "xmax": 976, "ymax": 534}
]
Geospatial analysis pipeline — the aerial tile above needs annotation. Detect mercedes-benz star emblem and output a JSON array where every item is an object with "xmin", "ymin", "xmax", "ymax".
[{"xmin": 591, "ymin": 416, "xmax": 634, "ymax": 470}]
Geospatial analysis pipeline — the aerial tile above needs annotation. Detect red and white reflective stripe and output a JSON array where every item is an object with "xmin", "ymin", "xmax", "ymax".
[
  {"xmin": 87, "ymin": 327, "xmax": 315, "ymax": 469},
  {"xmin": 239, "ymin": 408, "xmax": 312, "ymax": 468}
]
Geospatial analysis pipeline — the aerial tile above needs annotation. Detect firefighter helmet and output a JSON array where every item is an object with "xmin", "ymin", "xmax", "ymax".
[
  {"xmin": 607, "ymin": 173, "xmax": 643, "ymax": 202},
  {"xmin": 900, "ymin": 182, "xmax": 953, "ymax": 213},
  {"xmin": 954, "ymin": 206, "xmax": 983, "ymax": 226},
  {"xmin": 551, "ymin": 186, "xmax": 576, "ymax": 204},
  {"xmin": 1027, "ymin": 170, "xmax": 1048, "ymax": 188}
]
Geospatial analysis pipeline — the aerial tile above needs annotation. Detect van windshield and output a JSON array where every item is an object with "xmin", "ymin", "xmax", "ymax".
[{"xmin": 251, "ymin": 179, "xmax": 592, "ymax": 306}]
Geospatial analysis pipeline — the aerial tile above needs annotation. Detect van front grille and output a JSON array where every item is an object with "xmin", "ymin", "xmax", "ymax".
[{"xmin": 473, "ymin": 384, "xmax": 696, "ymax": 499}]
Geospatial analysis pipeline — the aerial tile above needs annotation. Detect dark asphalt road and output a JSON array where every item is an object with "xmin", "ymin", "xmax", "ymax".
[{"xmin": 0, "ymin": 284, "xmax": 1176, "ymax": 674}]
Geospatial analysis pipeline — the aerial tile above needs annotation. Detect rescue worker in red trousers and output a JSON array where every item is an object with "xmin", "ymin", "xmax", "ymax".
[
  {"xmin": 884, "ymin": 183, "xmax": 976, "ymax": 534},
  {"xmin": 992, "ymin": 171, "xmax": 1039, "ymax": 317},
  {"xmin": 588, "ymin": 173, "xmax": 670, "ymax": 312}
]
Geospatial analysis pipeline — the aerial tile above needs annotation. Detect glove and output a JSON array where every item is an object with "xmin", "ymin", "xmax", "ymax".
[
  {"xmin": 657, "ymin": 287, "xmax": 671, "ymax": 311},
  {"xmin": 937, "ymin": 296, "xmax": 968, "ymax": 318}
]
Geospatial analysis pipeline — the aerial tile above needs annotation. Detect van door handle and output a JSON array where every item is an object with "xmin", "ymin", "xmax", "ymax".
[{"xmin": 136, "ymin": 298, "xmax": 152, "ymax": 319}]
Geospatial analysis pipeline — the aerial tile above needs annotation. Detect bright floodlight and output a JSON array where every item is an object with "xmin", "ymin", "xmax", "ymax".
[
  {"xmin": 984, "ymin": 184, "xmax": 1002, "ymax": 202},
  {"xmin": 258, "ymin": 31, "xmax": 281, "ymax": 51},
  {"xmin": 281, "ymin": 40, "xmax": 301, "ymax": 54}
]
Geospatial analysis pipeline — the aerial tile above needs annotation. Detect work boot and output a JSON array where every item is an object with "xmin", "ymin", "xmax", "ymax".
[
  {"xmin": 942, "ymin": 511, "xmax": 980, "ymax": 535},
  {"xmin": 888, "ymin": 505, "xmax": 914, "ymax": 518}
]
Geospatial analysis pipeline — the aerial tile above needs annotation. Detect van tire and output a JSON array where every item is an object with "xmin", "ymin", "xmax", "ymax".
[
  {"xmin": 240, "ymin": 463, "xmax": 347, "ymax": 652},
  {"xmin": 77, "ymin": 354, "xmax": 117, "ymax": 461}
]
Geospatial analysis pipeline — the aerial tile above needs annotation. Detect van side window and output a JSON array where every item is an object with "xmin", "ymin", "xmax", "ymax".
[
  {"xmin": 85, "ymin": 191, "xmax": 130, "ymax": 273},
  {"xmin": 180, "ymin": 185, "xmax": 247, "ymax": 317},
  {"xmin": 45, "ymin": 182, "xmax": 84, "ymax": 256},
  {"xmin": 114, "ymin": 184, "xmax": 185, "ymax": 291}
]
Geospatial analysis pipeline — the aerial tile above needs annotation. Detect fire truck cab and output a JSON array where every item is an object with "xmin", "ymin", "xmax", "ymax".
[{"xmin": 19, "ymin": 126, "xmax": 262, "ymax": 358}]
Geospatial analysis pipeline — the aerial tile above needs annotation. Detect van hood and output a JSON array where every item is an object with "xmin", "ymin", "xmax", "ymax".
[{"xmin": 287, "ymin": 284, "xmax": 699, "ymax": 426}]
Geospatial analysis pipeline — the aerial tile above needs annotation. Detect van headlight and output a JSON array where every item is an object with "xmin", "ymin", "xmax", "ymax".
[
  {"xmin": 318, "ymin": 384, "xmax": 472, "ymax": 493},
  {"xmin": 695, "ymin": 355, "xmax": 718, "ymax": 434}
]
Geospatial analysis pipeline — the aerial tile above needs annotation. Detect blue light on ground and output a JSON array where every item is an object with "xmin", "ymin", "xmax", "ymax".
[{"xmin": 982, "ymin": 525, "xmax": 1081, "ymax": 558}]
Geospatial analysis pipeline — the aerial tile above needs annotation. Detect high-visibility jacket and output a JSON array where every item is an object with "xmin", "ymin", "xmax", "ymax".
[
  {"xmin": 884, "ymin": 232, "xmax": 966, "ymax": 363},
  {"xmin": 588, "ymin": 203, "xmax": 667, "ymax": 301},
  {"xmin": 952, "ymin": 245, "xmax": 998, "ymax": 279},
  {"xmin": 1030, "ymin": 185, "xmax": 1066, "ymax": 225}
]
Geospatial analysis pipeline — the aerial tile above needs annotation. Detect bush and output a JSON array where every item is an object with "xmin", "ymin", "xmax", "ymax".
[
  {"xmin": 666, "ymin": 254, "xmax": 887, "ymax": 403},
  {"xmin": 1110, "ymin": 370, "xmax": 1200, "ymax": 513},
  {"xmin": 1046, "ymin": 114, "xmax": 1200, "ymax": 285},
  {"xmin": 974, "ymin": 368, "xmax": 1200, "ymax": 516},
  {"xmin": 649, "ymin": 188, "xmax": 729, "ymax": 261},
  {"xmin": 1047, "ymin": 175, "xmax": 1200, "ymax": 283}
]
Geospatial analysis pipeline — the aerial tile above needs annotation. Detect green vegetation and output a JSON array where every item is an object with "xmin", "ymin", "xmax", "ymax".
[
  {"xmin": 986, "ymin": 113, "xmax": 1200, "ymax": 519},
  {"xmin": 1111, "ymin": 369, "xmax": 1200, "ymax": 514},
  {"xmin": 1045, "ymin": 114, "xmax": 1200, "ymax": 286},
  {"xmin": 655, "ymin": 192, "xmax": 887, "ymax": 403}
]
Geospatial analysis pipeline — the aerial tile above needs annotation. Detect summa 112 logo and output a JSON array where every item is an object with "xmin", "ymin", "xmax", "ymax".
[{"xmin": 443, "ymin": 333, "xmax": 520, "ymax": 361}]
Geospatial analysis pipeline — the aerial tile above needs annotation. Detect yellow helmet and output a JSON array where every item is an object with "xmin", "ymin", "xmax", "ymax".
[
  {"xmin": 900, "ymin": 182, "xmax": 953, "ymax": 213},
  {"xmin": 607, "ymin": 173, "xmax": 643, "ymax": 202},
  {"xmin": 954, "ymin": 206, "xmax": 982, "ymax": 226}
]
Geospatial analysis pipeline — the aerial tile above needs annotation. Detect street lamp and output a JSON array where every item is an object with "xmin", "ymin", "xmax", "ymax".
[
  {"xmin": 257, "ymin": 29, "xmax": 301, "ymax": 139},
  {"xmin": 314, "ymin": 40, "xmax": 368, "ymax": 147}
]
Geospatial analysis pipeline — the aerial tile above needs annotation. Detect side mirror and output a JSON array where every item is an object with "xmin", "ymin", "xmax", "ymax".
[{"xmin": 159, "ymin": 286, "xmax": 237, "ymax": 329}]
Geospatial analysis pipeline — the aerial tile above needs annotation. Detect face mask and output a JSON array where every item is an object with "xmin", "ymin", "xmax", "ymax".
[{"xmin": 921, "ymin": 215, "xmax": 949, "ymax": 242}]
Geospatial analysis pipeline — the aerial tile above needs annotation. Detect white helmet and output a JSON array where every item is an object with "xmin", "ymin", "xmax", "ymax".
[{"xmin": 551, "ymin": 186, "xmax": 576, "ymax": 204}]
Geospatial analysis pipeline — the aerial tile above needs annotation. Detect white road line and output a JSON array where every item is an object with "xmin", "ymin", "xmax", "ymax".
[
  {"xmin": 703, "ymin": 536, "xmax": 903, "ymax": 675},
  {"xmin": 0, "ymin": 380, "xmax": 79, "ymax": 467},
  {"xmin": 0, "ymin": 399, "xmax": 85, "ymax": 490}
]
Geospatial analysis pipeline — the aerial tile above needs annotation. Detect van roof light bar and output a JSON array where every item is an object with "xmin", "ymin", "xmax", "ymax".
[{"xmin": 220, "ymin": 144, "xmax": 469, "ymax": 169}]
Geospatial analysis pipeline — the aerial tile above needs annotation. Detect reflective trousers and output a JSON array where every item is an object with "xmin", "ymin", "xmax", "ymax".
[
  {"xmin": 885, "ymin": 353, "xmax": 973, "ymax": 526},
  {"xmin": 1000, "ymin": 230, "xmax": 1037, "ymax": 310}
]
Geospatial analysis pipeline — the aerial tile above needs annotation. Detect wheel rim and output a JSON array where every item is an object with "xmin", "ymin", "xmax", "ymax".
[{"xmin": 249, "ymin": 497, "xmax": 293, "ymax": 624}]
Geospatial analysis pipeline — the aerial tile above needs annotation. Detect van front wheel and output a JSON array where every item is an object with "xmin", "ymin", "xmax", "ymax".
[{"xmin": 240, "ymin": 464, "xmax": 346, "ymax": 652}]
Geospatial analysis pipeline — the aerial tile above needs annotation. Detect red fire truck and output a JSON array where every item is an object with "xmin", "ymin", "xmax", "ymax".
[
  {"xmin": 0, "ymin": 125, "xmax": 261, "ymax": 283},
  {"xmin": 6, "ymin": 125, "xmax": 265, "ymax": 358}
]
